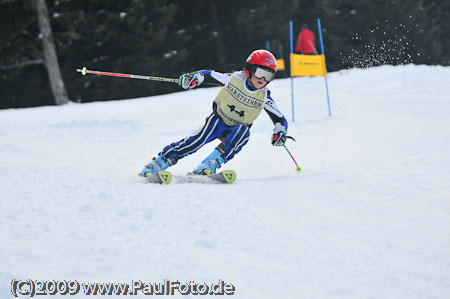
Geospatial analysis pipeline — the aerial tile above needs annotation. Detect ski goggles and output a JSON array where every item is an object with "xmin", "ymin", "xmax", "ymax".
[{"xmin": 253, "ymin": 67, "xmax": 275, "ymax": 82}]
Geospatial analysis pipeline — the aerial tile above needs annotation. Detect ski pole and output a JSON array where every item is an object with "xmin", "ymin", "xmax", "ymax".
[
  {"xmin": 76, "ymin": 66, "xmax": 221, "ymax": 86},
  {"xmin": 283, "ymin": 144, "xmax": 302, "ymax": 173},
  {"xmin": 77, "ymin": 67, "xmax": 180, "ymax": 83}
]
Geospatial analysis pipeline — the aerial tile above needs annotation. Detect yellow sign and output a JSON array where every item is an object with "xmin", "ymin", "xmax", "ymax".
[
  {"xmin": 290, "ymin": 54, "xmax": 327, "ymax": 77},
  {"xmin": 276, "ymin": 58, "xmax": 285, "ymax": 71}
]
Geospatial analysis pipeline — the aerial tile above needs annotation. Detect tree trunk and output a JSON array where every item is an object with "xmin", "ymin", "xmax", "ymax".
[
  {"xmin": 34, "ymin": 0, "xmax": 69, "ymax": 105},
  {"xmin": 209, "ymin": 2, "xmax": 226, "ymax": 67}
]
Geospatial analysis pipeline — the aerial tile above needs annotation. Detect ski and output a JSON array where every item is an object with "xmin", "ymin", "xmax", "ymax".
[
  {"xmin": 145, "ymin": 170, "xmax": 236, "ymax": 184},
  {"xmin": 145, "ymin": 171, "xmax": 172, "ymax": 184},
  {"xmin": 176, "ymin": 170, "xmax": 236, "ymax": 184}
]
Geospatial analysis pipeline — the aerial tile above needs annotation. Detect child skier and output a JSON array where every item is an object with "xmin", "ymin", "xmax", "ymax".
[{"xmin": 139, "ymin": 49, "xmax": 289, "ymax": 177}]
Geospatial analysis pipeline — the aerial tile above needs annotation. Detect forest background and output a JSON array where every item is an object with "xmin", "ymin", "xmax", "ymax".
[{"xmin": 1, "ymin": 0, "xmax": 449, "ymax": 108}]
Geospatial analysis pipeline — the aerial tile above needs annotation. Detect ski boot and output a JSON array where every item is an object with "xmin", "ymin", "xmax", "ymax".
[
  {"xmin": 139, "ymin": 154, "xmax": 174, "ymax": 177},
  {"xmin": 192, "ymin": 150, "xmax": 226, "ymax": 175}
]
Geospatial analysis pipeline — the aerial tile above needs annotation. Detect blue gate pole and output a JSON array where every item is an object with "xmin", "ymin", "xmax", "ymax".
[
  {"xmin": 317, "ymin": 18, "xmax": 332, "ymax": 116},
  {"xmin": 265, "ymin": 41, "xmax": 270, "ymax": 51},
  {"xmin": 289, "ymin": 20, "xmax": 295, "ymax": 122},
  {"xmin": 278, "ymin": 42, "xmax": 287, "ymax": 78}
]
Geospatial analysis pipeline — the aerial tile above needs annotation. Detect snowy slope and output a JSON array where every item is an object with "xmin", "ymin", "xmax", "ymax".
[{"xmin": 1, "ymin": 65, "xmax": 450, "ymax": 298}]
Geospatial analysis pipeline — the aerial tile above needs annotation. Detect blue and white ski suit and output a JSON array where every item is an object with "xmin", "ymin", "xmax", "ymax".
[{"xmin": 161, "ymin": 70, "xmax": 288, "ymax": 164}]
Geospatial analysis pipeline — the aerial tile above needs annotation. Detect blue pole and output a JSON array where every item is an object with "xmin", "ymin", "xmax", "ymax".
[
  {"xmin": 289, "ymin": 20, "xmax": 295, "ymax": 122},
  {"xmin": 278, "ymin": 42, "xmax": 287, "ymax": 78},
  {"xmin": 317, "ymin": 18, "xmax": 325, "ymax": 55},
  {"xmin": 317, "ymin": 18, "xmax": 332, "ymax": 116},
  {"xmin": 265, "ymin": 41, "xmax": 270, "ymax": 51}
]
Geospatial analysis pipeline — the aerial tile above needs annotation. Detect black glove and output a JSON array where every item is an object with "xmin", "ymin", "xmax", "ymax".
[
  {"xmin": 179, "ymin": 72, "xmax": 204, "ymax": 89},
  {"xmin": 272, "ymin": 122, "xmax": 287, "ymax": 146},
  {"xmin": 272, "ymin": 131, "xmax": 287, "ymax": 146}
]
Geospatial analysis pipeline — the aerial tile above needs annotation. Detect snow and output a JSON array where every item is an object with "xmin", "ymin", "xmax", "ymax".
[{"xmin": 1, "ymin": 65, "xmax": 450, "ymax": 298}]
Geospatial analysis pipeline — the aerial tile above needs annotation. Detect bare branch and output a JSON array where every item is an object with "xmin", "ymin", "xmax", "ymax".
[{"xmin": 0, "ymin": 59, "xmax": 44, "ymax": 70}]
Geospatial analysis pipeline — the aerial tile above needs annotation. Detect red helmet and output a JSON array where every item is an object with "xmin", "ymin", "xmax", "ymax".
[{"xmin": 244, "ymin": 49, "xmax": 277, "ymax": 79}]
